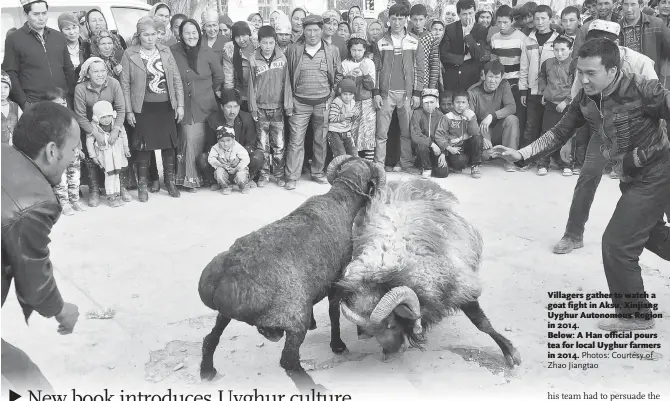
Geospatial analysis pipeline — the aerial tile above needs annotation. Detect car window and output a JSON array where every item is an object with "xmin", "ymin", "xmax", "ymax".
[
  {"xmin": 111, "ymin": 7, "xmax": 149, "ymax": 44},
  {"xmin": 2, "ymin": 12, "xmax": 20, "ymax": 54},
  {"xmin": 44, "ymin": 8, "xmax": 90, "ymax": 32}
]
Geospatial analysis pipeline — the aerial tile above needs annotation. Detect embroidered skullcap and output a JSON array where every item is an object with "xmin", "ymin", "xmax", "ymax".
[
  {"xmin": 588, "ymin": 19, "xmax": 621, "ymax": 36},
  {"xmin": 422, "ymin": 88, "xmax": 439, "ymax": 100}
]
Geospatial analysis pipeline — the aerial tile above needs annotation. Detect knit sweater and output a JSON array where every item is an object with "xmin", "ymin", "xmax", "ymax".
[
  {"xmin": 467, "ymin": 79, "xmax": 517, "ymax": 123},
  {"xmin": 490, "ymin": 28, "xmax": 527, "ymax": 84},
  {"xmin": 434, "ymin": 109, "xmax": 479, "ymax": 151},
  {"xmin": 328, "ymin": 96, "xmax": 356, "ymax": 133}
]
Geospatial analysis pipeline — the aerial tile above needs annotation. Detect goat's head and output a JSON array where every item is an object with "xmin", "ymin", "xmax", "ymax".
[
  {"xmin": 341, "ymin": 285, "xmax": 423, "ymax": 361},
  {"xmin": 326, "ymin": 155, "xmax": 386, "ymax": 197}
]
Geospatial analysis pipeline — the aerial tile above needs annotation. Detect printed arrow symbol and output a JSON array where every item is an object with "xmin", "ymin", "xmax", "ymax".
[{"xmin": 9, "ymin": 390, "xmax": 21, "ymax": 401}]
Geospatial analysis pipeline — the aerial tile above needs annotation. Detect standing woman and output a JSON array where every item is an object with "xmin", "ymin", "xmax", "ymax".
[
  {"xmin": 348, "ymin": 5, "xmax": 362, "ymax": 24},
  {"xmin": 222, "ymin": 22, "xmax": 256, "ymax": 112},
  {"xmin": 171, "ymin": 19, "xmax": 225, "ymax": 192},
  {"xmin": 85, "ymin": 9, "xmax": 127, "ymax": 49},
  {"xmin": 247, "ymin": 12, "xmax": 263, "ymax": 47},
  {"xmin": 350, "ymin": 16, "xmax": 367, "ymax": 37},
  {"xmin": 121, "ymin": 16, "xmax": 184, "ymax": 202},
  {"xmin": 659, "ymin": 0, "xmax": 670, "ymax": 88},
  {"xmin": 90, "ymin": 30, "xmax": 124, "ymax": 80},
  {"xmin": 150, "ymin": 2, "xmax": 175, "ymax": 46},
  {"xmin": 365, "ymin": 19, "xmax": 384, "ymax": 57},
  {"xmin": 58, "ymin": 13, "xmax": 90, "ymax": 77},
  {"xmin": 202, "ymin": 10, "xmax": 230, "ymax": 58},
  {"xmin": 290, "ymin": 8, "xmax": 307, "ymax": 43},
  {"xmin": 269, "ymin": 10, "xmax": 286, "ymax": 28},
  {"xmin": 475, "ymin": 10, "xmax": 493, "ymax": 28},
  {"xmin": 337, "ymin": 21, "xmax": 352, "ymax": 42}
]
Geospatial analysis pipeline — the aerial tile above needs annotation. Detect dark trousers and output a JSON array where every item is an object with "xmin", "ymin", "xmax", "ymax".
[
  {"xmin": 416, "ymin": 136, "xmax": 482, "ymax": 177},
  {"xmin": 198, "ymin": 149, "xmax": 265, "ymax": 184},
  {"xmin": 327, "ymin": 131, "xmax": 356, "ymax": 157},
  {"xmin": 2, "ymin": 339, "xmax": 53, "ymax": 393},
  {"xmin": 571, "ymin": 124, "xmax": 590, "ymax": 169},
  {"xmin": 539, "ymin": 102, "xmax": 568, "ymax": 169},
  {"xmin": 510, "ymin": 81, "xmax": 528, "ymax": 148},
  {"xmin": 523, "ymin": 94, "xmax": 545, "ymax": 151},
  {"xmin": 602, "ymin": 153, "xmax": 670, "ymax": 315}
]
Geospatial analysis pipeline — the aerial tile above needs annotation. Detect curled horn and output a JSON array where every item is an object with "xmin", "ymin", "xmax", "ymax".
[
  {"xmin": 370, "ymin": 286, "xmax": 423, "ymax": 334},
  {"xmin": 341, "ymin": 302, "xmax": 370, "ymax": 328},
  {"xmin": 326, "ymin": 155, "xmax": 356, "ymax": 185},
  {"xmin": 367, "ymin": 160, "xmax": 387, "ymax": 193}
]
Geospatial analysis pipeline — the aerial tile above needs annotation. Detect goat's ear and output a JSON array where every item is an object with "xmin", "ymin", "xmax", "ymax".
[{"xmin": 394, "ymin": 304, "xmax": 420, "ymax": 320}]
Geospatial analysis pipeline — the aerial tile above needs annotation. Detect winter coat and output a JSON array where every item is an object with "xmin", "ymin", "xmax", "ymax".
[
  {"xmin": 208, "ymin": 140, "xmax": 250, "ymax": 172},
  {"xmin": 373, "ymin": 30, "xmax": 422, "ymax": 98},
  {"xmin": 618, "ymin": 13, "xmax": 670, "ymax": 76},
  {"xmin": 519, "ymin": 30, "xmax": 561, "ymax": 95},
  {"xmin": 539, "ymin": 57, "xmax": 576, "ymax": 104},
  {"xmin": 248, "ymin": 47, "xmax": 288, "ymax": 115},
  {"xmin": 86, "ymin": 124, "xmax": 129, "ymax": 172},
  {"xmin": 434, "ymin": 109, "xmax": 480, "ymax": 150},
  {"xmin": 222, "ymin": 41, "xmax": 256, "ymax": 101},
  {"xmin": 205, "ymin": 109, "xmax": 257, "ymax": 154},
  {"xmin": 410, "ymin": 108, "xmax": 444, "ymax": 148},
  {"xmin": 2, "ymin": 144, "xmax": 64, "ymax": 322},
  {"xmin": 341, "ymin": 58, "xmax": 376, "ymax": 101}
]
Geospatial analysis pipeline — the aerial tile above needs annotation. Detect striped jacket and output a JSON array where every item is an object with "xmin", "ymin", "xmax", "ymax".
[
  {"xmin": 248, "ymin": 47, "xmax": 289, "ymax": 115},
  {"xmin": 518, "ymin": 71, "xmax": 670, "ymax": 182},
  {"xmin": 490, "ymin": 28, "xmax": 527, "ymax": 85},
  {"xmin": 519, "ymin": 30, "xmax": 561, "ymax": 95},
  {"xmin": 410, "ymin": 28, "xmax": 441, "ymax": 91},
  {"xmin": 372, "ymin": 30, "xmax": 422, "ymax": 98}
]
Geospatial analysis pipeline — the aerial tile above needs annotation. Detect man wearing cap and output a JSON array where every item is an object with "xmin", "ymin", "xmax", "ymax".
[
  {"xmin": 493, "ymin": 38, "xmax": 670, "ymax": 332},
  {"xmin": 283, "ymin": 14, "xmax": 343, "ymax": 190},
  {"xmin": 322, "ymin": 10, "xmax": 348, "ymax": 61},
  {"xmin": 2, "ymin": 0, "xmax": 76, "ymax": 110}
]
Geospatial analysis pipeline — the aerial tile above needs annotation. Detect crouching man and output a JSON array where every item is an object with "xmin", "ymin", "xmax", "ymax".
[
  {"xmin": 208, "ymin": 126, "xmax": 250, "ymax": 195},
  {"xmin": 435, "ymin": 90, "xmax": 483, "ymax": 178},
  {"xmin": 468, "ymin": 60, "xmax": 519, "ymax": 172},
  {"xmin": 411, "ymin": 89, "xmax": 448, "ymax": 178}
]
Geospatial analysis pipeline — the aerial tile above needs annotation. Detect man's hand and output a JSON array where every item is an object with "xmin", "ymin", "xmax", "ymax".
[
  {"xmin": 490, "ymin": 145, "xmax": 522, "ymax": 162},
  {"xmin": 556, "ymin": 101, "xmax": 567, "ymax": 113},
  {"xmin": 55, "ymin": 302, "xmax": 79, "ymax": 335},
  {"xmin": 541, "ymin": 96, "xmax": 546, "ymax": 105},
  {"xmin": 285, "ymin": 108, "xmax": 293, "ymax": 117},
  {"xmin": 430, "ymin": 142, "xmax": 441, "ymax": 156},
  {"xmin": 411, "ymin": 96, "xmax": 421, "ymax": 109},
  {"xmin": 446, "ymin": 146, "xmax": 461, "ymax": 155},
  {"xmin": 482, "ymin": 137, "xmax": 492, "ymax": 150},
  {"xmin": 92, "ymin": 157, "xmax": 102, "ymax": 168},
  {"xmin": 479, "ymin": 114, "xmax": 493, "ymax": 137},
  {"xmin": 437, "ymin": 153, "xmax": 447, "ymax": 168},
  {"xmin": 113, "ymin": 64, "xmax": 123, "ymax": 76},
  {"xmin": 175, "ymin": 106, "xmax": 184, "ymax": 123},
  {"xmin": 127, "ymin": 112, "xmax": 136, "ymax": 127},
  {"xmin": 108, "ymin": 128, "xmax": 120, "ymax": 145},
  {"xmin": 374, "ymin": 95, "xmax": 383, "ymax": 110},
  {"xmin": 521, "ymin": 95, "xmax": 527, "ymax": 107},
  {"xmin": 560, "ymin": 141, "xmax": 572, "ymax": 164},
  {"xmin": 125, "ymin": 149, "xmax": 131, "ymax": 158}
]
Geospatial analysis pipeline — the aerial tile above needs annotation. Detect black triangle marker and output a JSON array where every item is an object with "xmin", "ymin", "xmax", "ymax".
[{"xmin": 9, "ymin": 390, "xmax": 21, "ymax": 401}]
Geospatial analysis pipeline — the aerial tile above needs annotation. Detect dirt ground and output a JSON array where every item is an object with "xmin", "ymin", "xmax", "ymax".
[{"xmin": 2, "ymin": 160, "xmax": 669, "ymax": 401}]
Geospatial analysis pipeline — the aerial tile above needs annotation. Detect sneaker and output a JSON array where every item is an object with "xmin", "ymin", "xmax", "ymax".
[
  {"xmin": 562, "ymin": 168, "xmax": 573, "ymax": 177},
  {"xmin": 392, "ymin": 165, "xmax": 402, "ymax": 172},
  {"xmin": 420, "ymin": 170, "xmax": 431, "ymax": 179},
  {"xmin": 285, "ymin": 180, "xmax": 297, "ymax": 190},
  {"xmin": 221, "ymin": 187, "xmax": 232, "ymax": 195},
  {"xmin": 257, "ymin": 177, "xmax": 269, "ymax": 188},
  {"xmin": 610, "ymin": 170, "xmax": 619, "ymax": 179},
  {"xmin": 71, "ymin": 200, "xmax": 85, "ymax": 212},
  {"xmin": 402, "ymin": 166, "xmax": 421, "ymax": 175},
  {"xmin": 537, "ymin": 167, "xmax": 548, "ymax": 176},
  {"xmin": 311, "ymin": 175, "xmax": 328, "ymax": 184},
  {"xmin": 276, "ymin": 178, "xmax": 286, "ymax": 187},
  {"xmin": 504, "ymin": 163, "xmax": 517, "ymax": 172},
  {"xmin": 384, "ymin": 165, "xmax": 393, "ymax": 172},
  {"xmin": 597, "ymin": 318, "xmax": 655, "ymax": 332},
  {"xmin": 471, "ymin": 165, "xmax": 481, "ymax": 179},
  {"xmin": 210, "ymin": 183, "xmax": 221, "ymax": 191},
  {"xmin": 248, "ymin": 181, "xmax": 257, "ymax": 189},
  {"xmin": 552, "ymin": 235, "xmax": 584, "ymax": 254},
  {"xmin": 60, "ymin": 202, "xmax": 75, "ymax": 216},
  {"xmin": 109, "ymin": 195, "xmax": 124, "ymax": 208},
  {"xmin": 572, "ymin": 167, "xmax": 581, "ymax": 175}
]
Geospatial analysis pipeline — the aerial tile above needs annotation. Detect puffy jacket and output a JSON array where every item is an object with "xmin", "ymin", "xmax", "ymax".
[
  {"xmin": 2, "ymin": 144, "xmax": 64, "ymax": 322},
  {"xmin": 248, "ymin": 47, "xmax": 289, "ymax": 116},
  {"xmin": 518, "ymin": 71, "xmax": 670, "ymax": 182},
  {"xmin": 373, "ymin": 30, "xmax": 422, "ymax": 98},
  {"xmin": 410, "ymin": 108, "xmax": 443, "ymax": 147},
  {"xmin": 519, "ymin": 30, "xmax": 561, "ymax": 95}
]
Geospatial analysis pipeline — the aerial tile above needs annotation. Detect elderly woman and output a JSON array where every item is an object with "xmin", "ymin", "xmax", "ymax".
[
  {"xmin": 86, "ymin": 9, "xmax": 127, "ymax": 49},
  {"xmin": 202, "ymin": 10, "xmax": 230, "ymax": 58},
  {"xmin": 248, "ymin": 12, "xmax": 263, "ymax": 30},
  {"xmin": 171, "ymin": 19, "xmax": 224, "ymax": 192},
  {"xmin": 150, "ymin": 2, "xmax": 176, "ymax": 46},
  {"xmin": 365, "ymin": 19, "xmax": 384, "ymax": 57},
  {"xmin": 351, "ymin": 16, "xmax": 367, "ymax": 37},
  {"xmin": 222, "ymin": 22, "xmax": 256, "ymax": 112},
  {"xmin": 170, "ymin": 14, "xmax": 187, "ymax": 40},
  {"xmin": 121, "ymin": 16, "xmax": 184, "ymax": 202},
  {"xmin": 58, "ymin": 13, "xmax": 90, "ymax": 77},
  {"xmin": 269, "ymin": 10, "xmax": 286, "ymax": 28},
  {"xmin": 476, "ymin": 10, "xmax": 493, "ymax": 28},
  {"xmin": 89, "ymin": 29, "xmax": 124, "ymax": 80},
  {"xmin": 73, "ymin": 57, "xmax": 127, "ymax": 207},
  {"xmin": 290, "ymin": 7, "xmax": 307, "ymax": 43}
]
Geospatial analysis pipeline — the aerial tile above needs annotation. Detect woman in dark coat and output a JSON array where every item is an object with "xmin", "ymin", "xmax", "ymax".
[{"xmin": 171, "ymin": 19, "xmax": 225, "ymax": 192}]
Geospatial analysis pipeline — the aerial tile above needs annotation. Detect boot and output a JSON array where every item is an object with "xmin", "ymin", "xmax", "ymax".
[
  {"xmin": 86, "ymin": 160, "xmax": 101, "ymax": 207},
  {"xmin": 137, "ymin": 156, "xmax": 150, "ymax": 203},
  {"xmin": 120, "ymin": 169, "xmax": 132, "ymax": 202},
  {"xmin": 150, "ymin": 179, "xmax": 161, "ymax": 193},
  {"xmin": 149, "ymin": 153, "xmax": 160, "ymax": 193},
  {"xmin": 162, "ymin": 152, "xmax": 180, "ymax": 198}
]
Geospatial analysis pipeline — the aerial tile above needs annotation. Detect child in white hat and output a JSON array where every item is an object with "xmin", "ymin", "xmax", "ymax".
[{"xmin": 87, "ymin": 100, "xmax": 131, "ymax": 207}]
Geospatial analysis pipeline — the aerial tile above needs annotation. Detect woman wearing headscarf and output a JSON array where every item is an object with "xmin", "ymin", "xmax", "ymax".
[
  {"xmin": 73, "ymin": 57, "xmax": 126, "ymax": 206},
  {"xmin": 247, "ymin": 12, "xmax": 263, "ymax": 47},
  {"xmin": 85, "ymin": 9, "xmax": 127, "ymax": 49},
  {"xmin": 219, "ymin": 14, "xmax": 233, "ymax": 37},
  {"xmin": 348, "ymin": 5, "xmax": 362, "ymax": 24},
  {"xmin": 269, "ymin": 9, "xmax": 286, "ymax": 29},
  {"xmin": 120, "ymin": 16, "xmax": 184, "ymax": 202},
  {"xmin": 90, "ymin": 29, "xmax": 124, "ymax": 80},
  {"xmin": 171, "ymin": 14, "xmax": 188, "ymax": 40},
  {"xmin": 365, "ymin": 19, "xmax": 384, "ymax": 57},
  {"xmin": 221, "ymin": 21, "xmax": 256, "ymax": 112},
  {"xmin": 58, "ymin": 13, "xmax": 90, "ymax": 78},
  {"xmin": 171, "ymin": 19, "xmax": 225, "ymax": 192},
  {"xmin": 201, "ymin": 9, "xmax": 230, "ymax": 58},
  {"xmin": 149, "ymin": 2, "xmax": 176, "ymax": 46},
  {"xmin": 290, "ymin": 7, "xmax": 307, "ymax": 43},
  {"xmin": 442, "ymin": 5, "xmax": 459, "ymax": 25}
]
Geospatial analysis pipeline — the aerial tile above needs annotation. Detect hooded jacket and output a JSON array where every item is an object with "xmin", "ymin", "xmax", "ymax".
[
  {"xmin": 410, "ymin": 107, "xmax": 444, "ymax": 148},
  {"xmin": 248, "ymin": 46, "xmax": 289, "ymax": 115}
]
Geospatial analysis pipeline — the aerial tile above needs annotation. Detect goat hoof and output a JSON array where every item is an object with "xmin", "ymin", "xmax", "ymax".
[
  {"xmin": 505, "ymin": 348, "xmax": 522, "ymax": 367},
  {"xmin": 330, "ymin": 342, "xmax": 348, "ymax": 355},
  {"xmin": 200, "ymin": 367, "xmax": 218, "ymax": 381}
]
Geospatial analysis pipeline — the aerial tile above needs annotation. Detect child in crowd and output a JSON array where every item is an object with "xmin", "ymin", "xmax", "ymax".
[
  {"xmin": 40, "ymin": 88, "xmax": 86, "ymax": 215},
  {"xmin": 341, "ymin": 38, "xmax": 376, "ymax": 160},
  {"xmin": 538, "ymin": 35, "xmax": 576, "ymax": 176},
  {"xmin": 1, "ymin": 70, "xmax": 20, "ymax": 145},
  {"xmin": 327, "ymin": 78, "xmax": 358, "ymax": 157},
  {"xmin": 248, "ymin": 26, "xmax": 288, "ymax": 187},
  {"xmin": 439, "ymin": 90, "xmax": 454, "ymax": 114},
  {"xmin": 410, "ymin": 89, "xmax": 447, "ymax": 179},
  {"xmin": 87, "ymin": 100, "xmax": 131, "ymax": 207},
  {"xmin": 435, "ymin": 91, "xmax": 483, "ymax": 179},
  {"xmin": 208, "ymin": 126, "xmax": 250, "ymax": 195}
]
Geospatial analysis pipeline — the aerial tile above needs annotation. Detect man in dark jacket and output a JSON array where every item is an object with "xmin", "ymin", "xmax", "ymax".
[
  {"xmin": 2, "ymin": 102, "xmax": 81, "ymax": 392},
  {"xmin": 492, "ymin": 39, "xmax": 670, "ymax": 332},
  {"xmin": 2, "ymin": 0, "xmax": 76, "ymax": 110},
  {"xmin": 618, "ymin": 0, "xmax": 670, "ymax": 76}
]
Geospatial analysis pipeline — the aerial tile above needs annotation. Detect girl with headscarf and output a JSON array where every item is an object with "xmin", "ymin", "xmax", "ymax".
[
  {"xmin": 121, "ymin": 16, "xmax": 184, "ymax": 201},
  {"xmin": 170, "ymin": 19, "xmax": 225, "ymax": 192},
  {"xmin": 221, "ymin": 21, "xmax": 256, "ymax": 112},
  {"xmin": 90, "ymin": 29, "xmax": 124, "ymax": 79},
  {"xmin": 149, "ymin": 2, "xmax": 176, "ymax": 45},
  {"xmin": 58, "ymin": 12, "xmax": 91, "ymax": 77},
  {"xmin": 201, "ymin": 9, "xmax": 230, "ymax": 58}
]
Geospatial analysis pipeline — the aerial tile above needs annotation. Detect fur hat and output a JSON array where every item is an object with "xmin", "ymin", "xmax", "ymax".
[
  {"xmin": 338, "ymin": 78, "xmax": 357, "ymax": 95},
  {"xmin": 57, "ymin": 12, "xmax": 79, "ymax": 31},
  {"xmin": 92, "ymin": 100, "xmax": 116, "ymax": 123},
  {"xmin": 588, "ymin": 19, "xmax": 621, "ymax": 36},
  {"xmin": 1, "ymin": 70, "xmax": 11, "ymax": 89},
  {"xmin": 216, "ymin": 125, "xmax": 235, "ymax": 140}
]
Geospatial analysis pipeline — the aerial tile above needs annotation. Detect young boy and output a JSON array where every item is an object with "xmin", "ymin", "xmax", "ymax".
[
  {"xmin": 327, "ymin": 78, "xmax": 358, "ymax": 157},
  {"xmin": 409, "ymin": 4, "xmax": 440, "ymax": 91},
  {"xmin": 208, "ymin": 126, "xmax": 251, "ymax": 195},
  {"xmin": 439, "ymin": 90, "xmax": 454, "ymax": 114},
  {"xmin": 538, "ymin": 35, "xmax": 576, "ymax": 177},
  {"xmin": 410, "ymin": 89, "xmax": 447, "ymax": 179},
  {"xmin": 248, "ymin": 25, "xmax": 288, "ymax": 188},
  {"xmin": 435, "ymin": 91, "xmax": 483, "ymax": 179}
]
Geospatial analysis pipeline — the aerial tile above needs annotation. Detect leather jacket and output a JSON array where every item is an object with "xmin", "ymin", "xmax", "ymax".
[{"xmin": 2, "ymin": 144, "xmax": 64, "ymax": 321}]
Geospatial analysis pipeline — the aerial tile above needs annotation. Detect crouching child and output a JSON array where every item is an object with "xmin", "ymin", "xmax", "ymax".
[
  {"xmin": 434, "ymin": 91, "xmax": 483, "ymax": 178},
  {"xmin": 87, "ymin": 101, "xmax": 131, "ymax": 207},
  {"xmin": 208, "ymin": 126, "xmax": 250, "ymax": 195},
  {"xmin": 327, "ymin": 78, "xmax": 358, "ymax": 157},
  {"xmin": 411, "ymin": 89, "xmax": 448, "ymax": 178}
]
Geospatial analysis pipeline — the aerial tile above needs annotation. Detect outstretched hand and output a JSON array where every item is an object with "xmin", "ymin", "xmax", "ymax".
[{"xmin": 489, "ymin": 145, "xmax": 522, "ymax": 162}]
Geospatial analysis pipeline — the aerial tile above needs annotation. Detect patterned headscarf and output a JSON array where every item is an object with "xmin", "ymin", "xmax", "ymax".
[
  {"xmin": 90, "ymin": 29, "xmax": 123, "ymax": 77},
  {"xmin": 77, "ymin": 57, "xmax": 105, "ymax": 83}
]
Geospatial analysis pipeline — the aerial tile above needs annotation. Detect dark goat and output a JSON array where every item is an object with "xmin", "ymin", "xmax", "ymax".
[{"xmin": 198, "ymin": 155, "xmax": 386, "ymax": 392}]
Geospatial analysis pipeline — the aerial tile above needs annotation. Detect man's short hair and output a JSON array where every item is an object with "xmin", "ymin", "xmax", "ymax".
[
  {"xmin": 23, "ymin": 0, "xmax": 48, "ymax": 14},
  {"xmin": 483, "ymin": 60, "xmax": 505, "ymax": 76},
  {"xmin": 561, "ymin": 6, "xmax": 581, "ymax": 19},
  {"xmin": 534, "ymin": 5, "xmax": 553, "ymax": 18},
  {"xmin": 496, "ymin": 5, "xmax": 514, "ymax": 19},
  {"xmin": 453, "ymin": 90, "xmax": 469, "ymax": 101},
  {"xmin": 440, "ymin": 89, "xmax": 454, "ymax": 100},
  {"xmin": 577, "ymin": 38, "xmax": 621, "ymax": 71},
  {"xmin": 38, "ymin": 87, "xmax": 68, "ymax": 102},
  {"xmin": 389, "ymin": 3, "xmax": 410, "ymax": 17},
  {"xmin": 13, "ymin": 102, "xmax": 76, "ymax": 160},
  {"xmin": 409, "ymin": 4, "xmax": 428, "ymax": 17},
  {"xmin": 584, "ymin": 0, "xmax": 596, "ymax": 5},
  {"xmin": 456, "ymin": 0, "xmax": 476, "ymax": 15},
  {"xmin": 584, "ymin": 29, "xmax": 618, "ymax": 42}
]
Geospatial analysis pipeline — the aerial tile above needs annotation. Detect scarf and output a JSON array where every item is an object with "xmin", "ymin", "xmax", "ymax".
[
  {"xmin": 78, "ymin": 56, "xmax": 105, "ymax": 83},
  {"xmin": 179, "ymin": 19, "xmax": 202, "ymax": 74}
]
